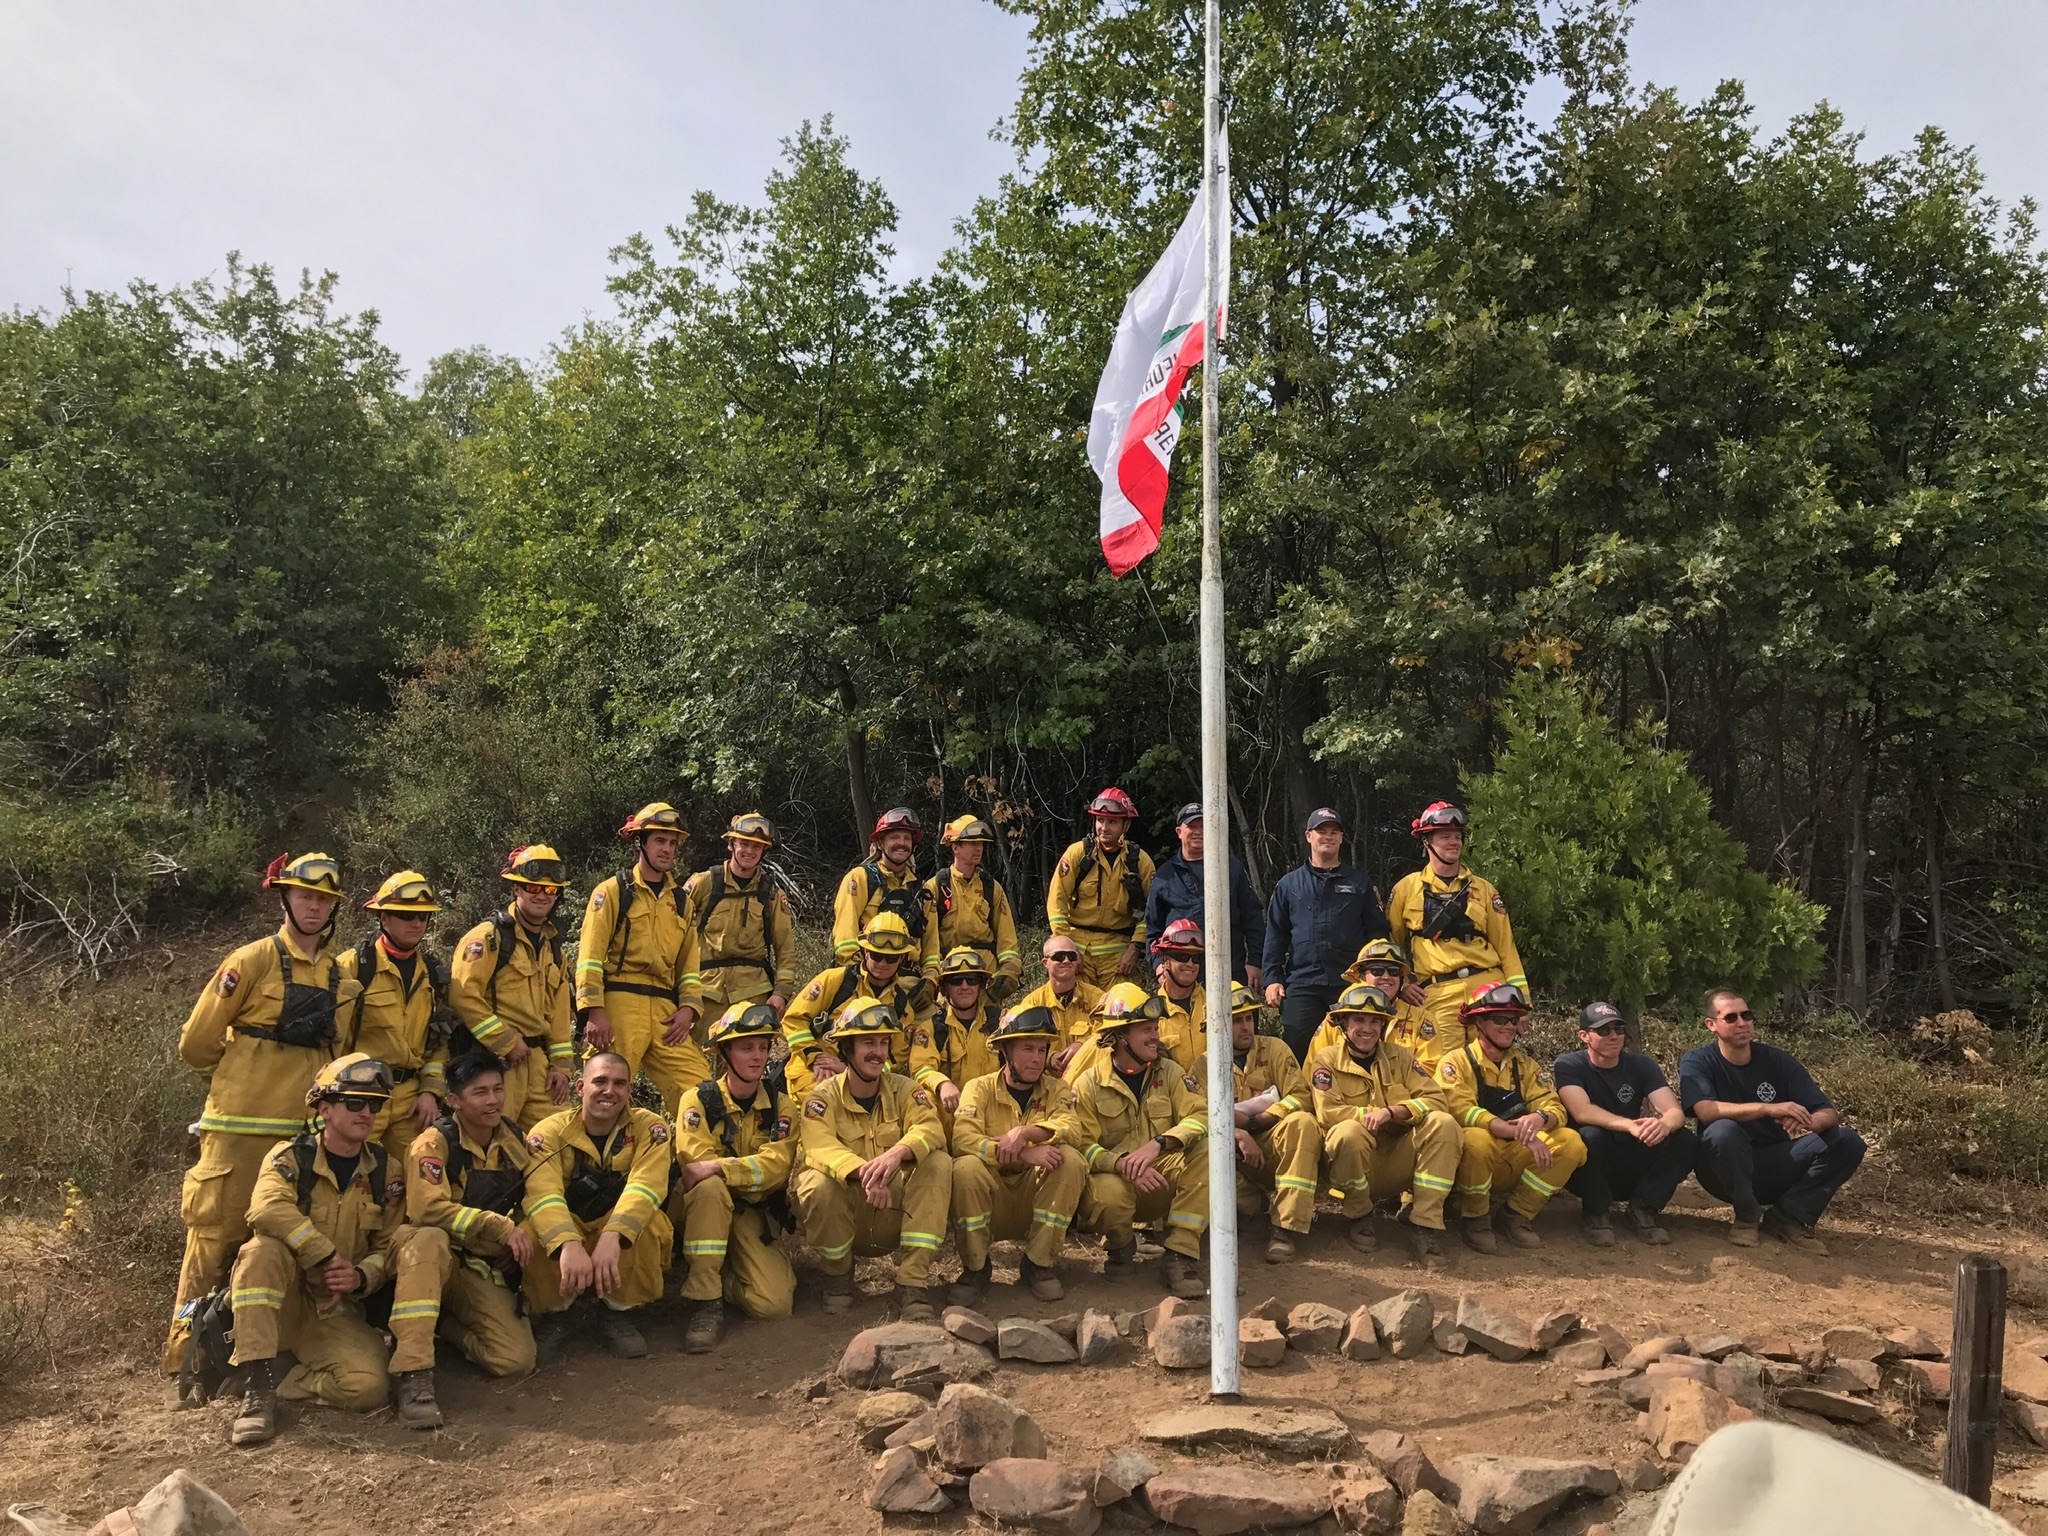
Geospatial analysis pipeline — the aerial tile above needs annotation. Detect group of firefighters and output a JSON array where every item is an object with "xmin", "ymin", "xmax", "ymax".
[{"xmin": 165, "ymin": 788, "xmax": 1866, "ymax": 1446}]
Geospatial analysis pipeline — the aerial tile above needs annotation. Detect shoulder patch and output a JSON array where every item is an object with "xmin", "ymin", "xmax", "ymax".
[
  {"xmin": 914, "ymin": 1029, "xmax": 931, "ymax": 1048},
  {"xmin": 217, "ymin": 967, "xmax": 240, "ymax": 998},
  {"xmin": 773, "ymin": 1116, "xmax": 792, "ymax": 1139},
  {"xmin": 464, "ymin": 938, "xmax": 486, "ymax": 961},
  {"xmin": 418, "ymin": 1157, "xmax": 444, "ymax": 1185},
  {"xmin": 1183, "ymin": 1075, "xmax": 1200, "ymax": 1093},
  {"xmin": 1492, "ymin": 895, "xmax": 1506, "ymax": 912},
  {"xmin": 804, "ymin": 1097, "xmax": 828, "ymax": 1119},
  {"xmin": 803, "ymin": 982, "xmax": 822, "ymax": 1002},
  {"xmin": 1057, "ymin": 858, "xmax": 1072, "ymax": 876},
  {"xmin": 912, "ymin": 1088, "xmax": 933, "ymax": 1108},
  {"xmin": 527, "ymin": 1131, "xmax": 547, "ymax": 1152},
  {"xmin": 649, "ymin": 1121, "xmax": 669, "ymax": 1144},
  {"xmin": 682, "ymin": 1108, "xmax": 702, "ymax": 1129},
  {"xmin": 592, "ymin": 888, "xmax": 606, "ymax": 910},
  {"xmin": 1536, "ymin": 1068, "xmax": 1554, "ymax": 1086},
  {"xmin": 1419, "ymin": 1021, "xmax": 1436, "ymax": 1038},
  {"xmin": 1438, "ymin": 1059, "xmax": 1458, "ymax": 1081},
  {"xmin": 269, "ymin": 1151, "xmax": 295, "ymax": 1176},
  {"xmin": 1312, "ymin": 1068, "xmax": 1334, "ymax": 1090}
]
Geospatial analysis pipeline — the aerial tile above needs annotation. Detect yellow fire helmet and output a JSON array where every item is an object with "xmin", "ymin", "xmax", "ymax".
[
  {"xmin": 1094, "ymin": 981, "xmax": 1169, "ymax": 1044},
  {"xmin": 1328, "ymin": 982, "xmax": 1398, "ymax": 1020},
  {"xmin": 500, "ymin": 844, "xmax": 568, "ymax": 889},
  {"xmin": 263, "ymin": 851, "xmax": 343, "ymax": 897},
  {"xmin": 619, "ymin": 802, "xmax": 686, "ymax": 839},
  {"xmin": 1229, "ymin": 980, "xmax": 1262, "ymax": 1016},
  {"xmin": 708, "ymin": 1002, "xmax": 781, "ymax": 1051},
  {"xmin": 306, "ymin": 1052, "xmax": 395, "ymax": 1108},
  {"xmin": 940, "ymin": 814, "xmax": 995, "ymax": 846},
  {"xmin": 858, "ymin": 911, "xmax": 919, "ymax": 957},
  {"xmin": 938, "ymin": 945, "xmax": 991, "ymax": 983},
  {"xmin": 363, "ymin": 870, "xmax": 441, "ymax": 913},
  {"xmin": 992, "ymin": 1005, "xmax": 1060, "ymax": 1048},
  {"xmin": 1344, "ymin": 937, "xmax": 1410, "ymax": 983},
  {"xmin": 828, "ymin": 997, "xmax": 901, "ymax": 1043},
  {"xmin": 723, "ymin": 811, "xmax": 776, "ymax": 849}
]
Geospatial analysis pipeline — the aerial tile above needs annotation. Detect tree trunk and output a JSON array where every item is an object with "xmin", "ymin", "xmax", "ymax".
[
  {"xmin": 1228, "ymin": 780, "xmax": 1266, "ymax": 895},
  {"xmin": 833, "ymin": 662, "xmax": 874, "ymax": 854},
  {"xmin": 1926, "ymin": 776, "xmax": 1956, "ymax": 1011},
  {"xmin": 1844, "ymin": 733, "xmax": 1870, "ymax": 1017}
]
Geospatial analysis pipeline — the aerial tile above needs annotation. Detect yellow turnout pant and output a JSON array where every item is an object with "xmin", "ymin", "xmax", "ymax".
[
  {"xmin": 522, "ymin": 1209, "xmax": 673, "ymax": 1314},
  {"xmin": 165, "ymin": 1130, "xmax": 276, "ymax": 1372},
  {"xmin": 1324, "ymin": 1110, "xmax": 1461, "ymax": 1229},
  {"xmin": 1078, "ymin": 1147, "xmax": 1209, "ymax": 1259},
  {"xmin": 1075, "ymin": 944, "xmax": 1130, "ymax": 993},
  {"xmin": 1237, "ymin": 1111, "xmax": 1323, "ymax": 1235},
  {"xmin": 676, "ymin": 1180, "xmax": 796, "ymax": 1318},
  {"xmin": 227, "ymin": 1235, "xmax": 393, "ymax": 1410},
  {"xmin": 791, "ymin": 1152, "xmax": 952, "ymax": 1287},
  {"xmin": 388, "ymin": 1225, "xmax": 535, "ymax": 1375},
  {"xmin": 599, "ymin": 988, "xmax": 710, "ymax": 1119},
  {"xmin": 1419, "ymin": 968, "xmax": 1503, "ymax": 1042},
  {"xmin": 370, "ymin": 1081, "xmax": 433, "ymax": 1164},
  {"xmin": 1456, "ymin": 1124, "xmax": 1588, "ymax": 1219},
  {"xmin": 505, "ymin": 1046, "xmax": 563, "ymax": 1132},
  {"xmin": 950, "ymin": 1148, "xmax": 1086, "ymax": 1270}
]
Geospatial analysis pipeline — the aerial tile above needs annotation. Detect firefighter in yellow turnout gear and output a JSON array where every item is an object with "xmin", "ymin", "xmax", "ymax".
[
  {"xmin": 521, "ymin": 1052, "xmax": 674, "ymax": 1361},
  {"xmin": 681, "ymin": 813, "xmax": 797, "ymax": 1015},
  {"xmin": 1023, "ymin": 934, "xmax": 1106, "ymax": 1078},
  {"xmin": 947, "ymin": 1006, "xmax": 1086, "ymax": 1307},
  {"xmin": 1047, "ymin": 788, "xmax": 1156, "ymax": 990},
  {"xmin": 1437, "ymin": 983, "xmax": 1586, "ymax": 1253},
  {"xmin": 577, "ymin": 803, "xmax": 706, "ymax": 1117},
  {"xmin": 1307, "ymin": 937, "xmax": 1452, "ymax": 1071},
  {"xmin": 832, "ymin": 807, "xmax": 933, "ymax": 965},
  {"xmin": 910, "ymin": 947, "xmax": 1004, "ymax": 1128},
  {"xmin": 672, "ymin": 1005, "xmax": 799, "ymax": 1353},
  {"xmin": 921, "ymin": 816, "xmax": 1022, "ymax": 1000},
  {"xmin": 1224, "ymin": 983, "xmax": 1320, "ymax": 1264},
  {"xmin": 225, "ymin": 1055, "xmax": 410, "ymax": 1447},
  {"xmin": 793, "ymin": 1000, "xmax": 953, "ymax": 1320},
  {"xmin": 448, "ymin": 846, "xmax": 575, "ymax": 1131},
  {"xmin": 1386, "ymin": 802, "xmax": 1528, "ymax": 1047},
  {"xmin": 170, "ymin": 851, "xmax": 358, "ymax": 1380},
  {"xmin": 1306, "ymin": 984, "xmax": 1461, "ymax": 1260},
  {"xmin": 1065, "ymin": 984, "xmax": 1209, "ymax": 1299},
  {"xmin": 339, "ymin": 871, "xmax": 452, "ymax": 1163},
  {"xmin": 1060, "ymin": 919, "xmax": 1209, "ymax": 1083},
  {"xmin": 388, "ymin": 1051, "xmax": 537, "ymax": 1429},
  {"xmin": 782, "ymin": 911, "xmax": 926, "ymax": 1097}
]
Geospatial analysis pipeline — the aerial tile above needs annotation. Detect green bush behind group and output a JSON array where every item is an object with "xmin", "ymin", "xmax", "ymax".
[{"xmin": 8, "ymin": 2, "xmax": 2048, "ymax": 1343}]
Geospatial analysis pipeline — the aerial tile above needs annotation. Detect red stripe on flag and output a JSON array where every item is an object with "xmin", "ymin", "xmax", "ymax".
[
  {"xmin": 1104, "ymin": 322, "xmax": 1208, "ymax": 577},
  {"xmin": 1101, "ymin": 514, "xmax": 1160, "ymax": 578}
]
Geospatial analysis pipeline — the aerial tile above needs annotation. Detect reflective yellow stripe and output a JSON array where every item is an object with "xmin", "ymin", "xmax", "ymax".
[{"xmin": 198, "ymin": 1113, "xmax": 305, "ymax": 1136}]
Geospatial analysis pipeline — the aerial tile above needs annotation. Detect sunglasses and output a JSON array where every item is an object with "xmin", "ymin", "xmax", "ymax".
[
  {"xmin": 1046, "ymin": 952, "xmax": 1081, "ymax": 963},
  {"xmin": 1717, "ymin": 1009, "xmax": 1755, "ymax": 1023},
  {"xmin": 1585, "ymin": 1023, "xmax": 1627, "ymax": 1037},
  {"xmin": 332, "ymin": 1095, "xmax": 384, "ymax": 1113},
  {"xmin": 1361, "ymin": 966, "xmax": 1402, "ymax": 978}
]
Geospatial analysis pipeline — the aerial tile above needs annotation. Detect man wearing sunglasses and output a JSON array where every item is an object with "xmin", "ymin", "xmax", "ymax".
[
  {"xmin": 1553, "ymin": 1002, "xmax": 1696, "ymax": 1247},
  {"xmin": 1016, "ymin": 936, "xmax": 1104, "ymax": 1078},
  {"xmin": 1681, "ymin": 990, "xmax": 1865, "ymax": 1255}
]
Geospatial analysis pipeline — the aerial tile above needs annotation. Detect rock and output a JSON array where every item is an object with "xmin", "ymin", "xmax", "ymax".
[
  {"xmin": 892, "ymin": 1356, "xmax": 988, "ymax": 1397},
  {"xmin": 1643, "ymin": 1356, "xmax": 1713, "ymax": 1386},
  {"xmin": 1553, "ymin": 1337, "xmax": 1607, "ymax": 1370},
  {"xmin": 856, "ymin": 1390, "xmax": 930, "ymax": 1450},
  {"xmin": 1647, "ymin": 1376, "xmax": 1755, "ymax": 1462},
  {"xmin": 1286, "ymin": 1301, "xmax": 1349, "ymax": 1353},
  {"xmin": 1706, "ymin": 1356, "xmax": 1769, "ymax": 1407},
  {"xmin": 1456, "ymin": 1296, "xmax": 1534, "ymax": 1362},
  {"xmin": 1778, "ymin": 1387, "xmax": 1882, "ymax": 1424},
  {"xmin": 804, "ymin": 1378, "xmax": 831, "ymax": 1400},
  {"xmin": 1998, "ymin": 1466, "xmax": 2048, "ymax": 1505},
  {"xmin": 943, "ymin": 1306, "xmax": 996, "ymax": 1345},
  {"xmin": 1145, "ymin": 1466, "xmax": 1330, "ymax": 1535},
  {"xmin": 932, "ymin": 1382, "xmax": 1047, "ymax": 1469},
  {"xmin": 1092, "ymin": 1445, "xmax": 1162, "ymax": 1506},
  {"xmin": 1371, "ymin": 1289, "xmax": 1435, "ymax": 1358},
  {"xmin": 838, "ymin": 1321, "xmax": 993, "ymax": 1389},
  {"xmin": 1433, "ymin": 1320, "xmax": 1470, "ymax": 1355},
  {"xmin": 1446, "ymin": 1455, "xmax": 1621, "ymax": 1535},
  {"xmin": 15, "ymin": 1471, "xmax": 255, "ymax": 1536},
  {"xmin": 1240, "ymin": 1317, "xmax": 1288, "ymax": 1368},
  {"xmin": 1884, "ymin": 1326, "xmax": 1945, "ymax": 1360},
  {"xmin": 1041, "ymin": 1312, "xmax": 1082, "ymax": 1342},
  {"xmin": 1000, "ymin": 1318, "xmax": 1080, "ymax": 1364},
  {"xmin": 2010, "ymin": 1399, "xmax": 2048, "ymax": 1448},
  {"xmin": 1616, "ymin": 1457, "xmax": 1665, "ymax": 1493},
  {"xmin": 1076, "ymin": 1309, "xmax": 1121, "ymax": 1364},
  {"xmin": 1401, "ymin": 1489, "xmax": 1464, "ymax": 1536},
  {"xmin": 1244, "ymin": 1295, "xmax": 1290, "ymax": 1324},
  {"xmin": 1822, "ymin": 1325, "xmax": 1887, "ymax": 1362},
  {"xmin": 1745, "ymin": 1335, "xmax": 1802, "ymax": 1362},
  {"xmin": 2017, "ymin": 1333, "xmax": 2048, "ymax": 1361},
  {"xmin": 2008, "ymin": 1349, "xmax": 2048, "ymax": 1405},
  {"xmin": 1331, "ymin": 1468, "xmax": 1400, "ymax": 1534},
  {"xmin": 1618, "ymin": 1374, "xmax": 1653, "ymax": 1412},
  {"xmin": 1760, "ymin": 1359, "xmax": 1805, "ymax": 1388},
  {"xmin": 1592, "ymin": 1323, "xmax": 1632, "ymax": 1363},
  {"xmin": 1690, "ymin": 1332, "xmax": 1744, "ymax": 1360},
  {"xmin": 1151, "ymin": 1314, "xmax": 1212, "ymax": 1370},
  {"xmin": 970, "ymin": 1458, "xmax": 1100, "ymax": 1536},
  {"xmin": 1619, "ymin": 1334, "xmax": 1689, "ymax": 1371},
  {"xmin": 1142, "ymin": 1404, "xmax": 1353, "ymax": 1457},
  {"xmin": 1814, "ymin": 1360, "xmax": 1879, "ymax": 1394},
  {"xmin": 1143, "ymin": 1296, "xmax": 1204, "ymax": 1337},
  {"xmin": 882, "ymin": 1411, "xmax": 935, "ymax": 1450},
  {"xmin": 869, "ymin": 1445, "xmax": 953, "ymax": 1514},
  {"xmin": 1341, "ymin": 1305, "xmax": 1383, "ymax": 1361},
  {"xmin": 1901, "ymin": 1359, "xmax": 1951, "ymax": 1401},
  {"xmin": 1534, "ymin": 1309, "xmax": 1581, "ymax": 1350},
  {"xmin": 1359, "ymin": 1429, "xmax": 1451, "ymax": 1499}
]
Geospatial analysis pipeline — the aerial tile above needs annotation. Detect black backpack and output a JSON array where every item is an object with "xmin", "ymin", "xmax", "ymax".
[
  {"xmin": 431, "ymin": 1115, "xmax": 526, "ymax": 1216},
  {"xmin": 1419, "ymin": 881, "xmax": 1481, "ymax": 944},
  {"xmin": 600, "ymin": 867, "xmax": 687, "ymax": 972},
  {"xmin": 289, "ymin": 1133, "xmax": 390, "ymax": 1213},
  {"xmin": 862, "ymin": 862, "xmax": 930, "ymax": 939},
  {"xmin": 694, "ymin": 863, "xmax": 783, "ymax": 974},
  {"xmin": 1072, "ymin": 836, "xmax": 1145, "ymax": 923},
  {"xmin": 694, "ymin": 1065, "xmax": 791, "ymax": 1155}
]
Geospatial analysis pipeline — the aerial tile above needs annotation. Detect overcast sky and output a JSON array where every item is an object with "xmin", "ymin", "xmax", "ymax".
[{"xmin": 4, "ymin": 2, "xmax": 2044, "ymax": 375}]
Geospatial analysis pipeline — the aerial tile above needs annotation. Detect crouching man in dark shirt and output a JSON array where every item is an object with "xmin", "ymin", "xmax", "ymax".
[
  {"xmin": 1553, "ymin": 1002, "xmax": 1697, "ymax": 1248},
  {"xmin": 1679, "ymin": 988, "xmax": 1865, "ymax": 1256}
]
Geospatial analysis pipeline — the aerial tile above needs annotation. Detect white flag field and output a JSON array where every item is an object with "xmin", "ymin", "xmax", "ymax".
[{"xmin": 1087, "ymin": 173, "xmax": 1231, "ymax": 577}]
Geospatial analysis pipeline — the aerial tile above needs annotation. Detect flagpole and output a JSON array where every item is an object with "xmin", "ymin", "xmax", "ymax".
[{"xmin": 1199, "ymin": 0, "xmax": 1238, "ymax": 1401}]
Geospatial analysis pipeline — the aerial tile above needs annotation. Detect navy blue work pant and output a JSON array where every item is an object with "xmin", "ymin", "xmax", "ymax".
[
  {"xmin": 1694, "ymin": 1118, "xmax": 1866, "ymax": 1227},
  {"xmin": 1566, "ymin": 1123, "xmax": 1699, "ymax": 1215}
]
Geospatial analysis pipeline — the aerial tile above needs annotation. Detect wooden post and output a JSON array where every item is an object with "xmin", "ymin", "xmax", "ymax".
[{"xmin": 1946, "ymin": 1253, "xmax": 2007, "ymax": 1505}]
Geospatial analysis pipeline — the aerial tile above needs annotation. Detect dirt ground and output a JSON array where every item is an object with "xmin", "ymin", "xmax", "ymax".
[{"xmin": 2, "ymin": 1161, "xmax": 2047, "ymax": 1536}]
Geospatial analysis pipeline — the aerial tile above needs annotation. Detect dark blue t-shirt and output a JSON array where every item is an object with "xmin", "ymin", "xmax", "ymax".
[
  {"xmin": 1552, "ymin": 1049, "xmax": 1668, "ymax": 1123},
  {"xmin": 1678, "ymin": 1041, "xmax": 1830, "ymax": 1146}
]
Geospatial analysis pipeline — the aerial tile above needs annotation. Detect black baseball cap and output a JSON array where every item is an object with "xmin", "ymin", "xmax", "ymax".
[
  {"xmin": 1176, "ymin": 802, "xmax": 1204, "ymax": 827},
  {"xmin": 1579, "ymin": 1002, "xmax": 1626, "ymax": 1032},
  {"xmin": 1305, "ymin": 807, "xmax": 1343, "ymax": 831}
]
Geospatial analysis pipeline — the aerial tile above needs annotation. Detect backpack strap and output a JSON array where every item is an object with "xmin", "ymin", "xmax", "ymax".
[
  {"xmin": 291, "ymin": 1135, "xmax": 388, "ymax": 1211},
  {"xmin": 606, "ymin": 869, "xmax": 636, "ymax": 972},
  {"xmin": 488, "ymin": 910, "xmax": 564, "ymax": 1010},
  {"xmin": 348, "ymin": 935, "xmax": 380, "ymax": 1045},
  {"xmin": 828, "ymin": 964, "xmax": 863, "ymax": 1018},
  {"xmin": 695, "ymin": 865, "xmax": 727, "ymax": 936},
  {"xmin": 936, "ymin": 867, "xmax": 953, "ymax": 915},
  {"xmin": 433, "ymin": 1114, "xmax": 473, "ymax": 1188},
  {"xmin": 696, "ymin": 1079, "xmax": 738, "ymax": 1156}
]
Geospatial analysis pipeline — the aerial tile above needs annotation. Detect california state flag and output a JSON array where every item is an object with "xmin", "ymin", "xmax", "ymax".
[{"xmin": 1088, "ymin": 174, "xmax": 1230, "ymax": 577}]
